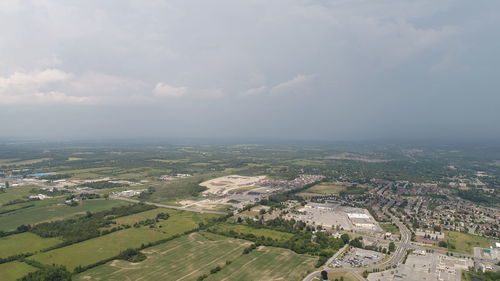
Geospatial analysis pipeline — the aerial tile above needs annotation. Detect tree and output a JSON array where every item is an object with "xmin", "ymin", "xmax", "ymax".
[
  {"xmin": 17, "ymin": 224, "xmax": 30, "ymax": 232},
  {"xmin": 19, "ymin": 265, "xmax": 72, "ymax": 281},
  {"xmin": 349, "ymin": 237, "xmax": 363, "ymax": 248},
  {"xmin": 438, "ymin": 241, "xmax": 448, "ymax": 248},
  {"xmin": 389, "ymin": 242, "xmax": 396, "ymax": 252},
  {"xmin": 341, "ymin": 233, "xmax": 350, "ymax": 245},
  {"xmin": 321, "ymin": 270, "xmax": 328, "ymax": 280}
]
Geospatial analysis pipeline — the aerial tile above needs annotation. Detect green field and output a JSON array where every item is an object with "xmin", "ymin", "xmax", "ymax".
[
  {"xmin": 0, "ymin": 186, "xmax": 36, "ymax": 205},
  {"xmin": 298, "ymin": 182, "xmax": 346, "ymax": 196},
  {"xmin": 446, "ymin": 231, "xmax": 494, "ymax": 254},
  {"xmin": 0, "ymin": 232, "xmax": 62, "ymax": 259},
  {"xmin": 0, "ymin": 261, "xmax": 37, "ymax": 281},
  {"xmin": 211, "ymin": 223, "xmax": 294, "ymax": 241},
  {"xmin": 380, "ymin": 223, "xmax": 400, "ymax": 235},
  {"xmin": 30, "ymin": 227, "xmax": 170, "ymax": 270},
  {"xmin": 114, "ymin": 207, "xmax": 220, "ymax": 234},
  {"xmin": 30, "ymin": 208, "xmax": 219, "ymax": 270},
  {"xmin": 205, "ymin": 246, "xmax": 317, "ymax": 281},
  {"xmin": 75, "ymin": 232, "xmax": 250, "ymax": 281},
  {"xmin": 0, "ymin": 199, "xmax": 129, "ymax": 231}
]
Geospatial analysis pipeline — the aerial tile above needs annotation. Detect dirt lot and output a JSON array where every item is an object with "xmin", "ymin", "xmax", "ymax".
[{"xmin": 200, "ymin": 175, "xmax": 266, "ymax": 196}]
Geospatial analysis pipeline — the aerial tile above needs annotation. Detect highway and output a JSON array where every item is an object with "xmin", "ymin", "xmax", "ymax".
[{"xmin": 110, "ymin": 196, "xmax": 229, "ymax": 215}]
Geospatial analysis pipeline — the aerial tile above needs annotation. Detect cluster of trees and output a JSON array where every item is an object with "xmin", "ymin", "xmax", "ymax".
[
  {"xmin": 131, "ymin": 212, "xmax": 169, "ymax": 228},
  {"xmin": 457, "ymin": 190, "xmax": 498, "ymax": 206},
  {"xmin": 210, "ymin": 218, "xmax": 347, "ymax": 267},
  {"xmin": 18, "ymin": 265, "xmax": 72, "ymax": 281},
  {"xmin": 117, "ymin": 248, "xmax": 146, "ymax": 262},
  {"xmin": 463, "ymin": 269, "xmax": 500, "ymax": 281},
  {"xmin": 242, "ymin": 243, "xmax": 257, "ymax": 254},
  {"xmin": 31, "ymin": 204, "xmax": 155, "ymax": 243},
  {"xmin": 39, "ymin": 174, "xmax": 72, "ymax": 181},
  {"xmin": 66, "ymin": 193, "xmax": 101, "ymax": 201}
]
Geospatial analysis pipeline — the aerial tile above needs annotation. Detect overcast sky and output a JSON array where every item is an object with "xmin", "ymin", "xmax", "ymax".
[{"xmin": 0, "ymin": 0, "xmax": 499, "ymax": 141}]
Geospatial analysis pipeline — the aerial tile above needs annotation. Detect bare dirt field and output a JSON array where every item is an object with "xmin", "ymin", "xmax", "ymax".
[{"xmin": 200, "ymin": 175, "xmax": 266, "ymax": 196}]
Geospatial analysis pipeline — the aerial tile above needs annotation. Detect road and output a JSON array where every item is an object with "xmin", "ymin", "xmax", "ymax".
[{"xmin": 110, "ymin": 196, "xmax": 228, "ymax": 215}]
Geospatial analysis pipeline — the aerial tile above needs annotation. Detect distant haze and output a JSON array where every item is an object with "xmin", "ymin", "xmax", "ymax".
[{"xmin": 0, "ymin": 0, "xmax": 499, "ymax": 141}]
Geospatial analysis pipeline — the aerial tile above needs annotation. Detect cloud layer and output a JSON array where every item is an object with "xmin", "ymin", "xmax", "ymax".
[{"xmin": 0, "ymin": 0, "xmax": 499, "ymax": 140}]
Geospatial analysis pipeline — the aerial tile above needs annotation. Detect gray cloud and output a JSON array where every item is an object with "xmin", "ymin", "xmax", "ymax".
[{"xmin": 0, "ymin": 0, "xmax": 499, "ymax": 140}]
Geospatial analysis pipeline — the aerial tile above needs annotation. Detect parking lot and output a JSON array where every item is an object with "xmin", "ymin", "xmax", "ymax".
[
  {"xmin": 331, "ymin": 247, "xmax": 385, "ymax": 268},
  {"xmin": 367, "ymin": 252, "xmax": 472, "ymax": 281}
]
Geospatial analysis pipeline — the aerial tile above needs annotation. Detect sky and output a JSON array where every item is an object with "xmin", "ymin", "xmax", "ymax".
[{"xmin": 0, "ymin": 0, "xmax": 499, "ymax": 141}]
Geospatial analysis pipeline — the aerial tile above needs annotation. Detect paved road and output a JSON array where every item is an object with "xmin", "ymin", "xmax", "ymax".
[{"xmin": 110, "ymin": 196, "xmax": 228, "ymax": 215}]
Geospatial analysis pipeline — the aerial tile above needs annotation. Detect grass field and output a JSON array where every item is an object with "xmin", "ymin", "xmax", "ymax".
[
  {"xmin": 446, "ymin": 231, "xmax": 494, "ymax": 254},
  {"xmin": 327, "ymin": 271, "xmax": 358, "ymax": 281},
  {"xmin": 380, "ymin": 223, "xmax": 400, "ymax": 235},
  {"xmin": 0, "ymin": 186, "xmax": 37, "ymax": 205},
  {"xmin": 211, "ymin": 223, "xmax": 294, "ymax": 241},
  {"xmin": 30, "ymin": 227, "xmax": 170, "ymax": 270},
  {"xmin": 0, "ymin": 199, "xmax": 129, "ymax": 231},
  {"xmin": 0, "ymin": 261, "xmax": 37, "ymax": 281},
  {"xmin": 0, "ymin": 232, "xmax": 62, "ymax": 259},
  {"xmin": 113, "ymin": 207, "xmax": 220, "ymax": 233},
  {"xmin": 75, "ymin": 232, "xmax": 251, "ymax": 281},
  {"xmin": 299, "ymin": 182, "xmax": 346, "ymax": 195},
  {"xmin": 205, "ymin": 246, "xmax": 317, "ymax": 281}
]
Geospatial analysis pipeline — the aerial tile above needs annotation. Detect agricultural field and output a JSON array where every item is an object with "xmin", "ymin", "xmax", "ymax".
[
  {"xmin": 205, "ymin": 246, "xmax": 317, "ymax": 281},
  {"xmin": 29, "ymin": 207, "xmax": 219, "ymax": 270},
  {"xmin": 0, "ymin": 261, "xmax": 37, "ymax": 281},
  {"xmin": 0, "ymin": 199, "xmax": 128, "ymax": 231},
  {"xmin": 211, "ymin": 222, "xmax": 294, "ymax": 241},
  {"xmin": 0, "ymin": 232, "xmax": 62, "ymax": 259},
  {"xmin": 113, "ymin": 207, "xmax": 220, "ymax": 236},
  {"xmin": 75, "ymin": 232, "xmax": 251, "ymax": 281},
  {"xmin": 446, "ymin": 231, "xmax": 494, "ymax": 254},
  {"xmin": 30, "ymin": 227, "xmax": 170, "ymax": 270}
]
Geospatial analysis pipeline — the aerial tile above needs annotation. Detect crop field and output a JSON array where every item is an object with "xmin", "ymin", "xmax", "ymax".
[
  {"xmin": 0, "ymin": 199, "xmax": 129, "ymax": 231},
  {"xmin": 446, "ymin": 231, "xmax": 494, "ymax": 254},
  {"xmin": 205, "ymin": 246, "xmax": 317, "ymax": 281},
  {"xmin": 112, "ymin": 207, "xmax": 220, "ymax": 236},
  {"xmin": 0, "ymin": 261, "xmax": 37, "ymax": 281},
  {"xmin": 75, "ymin": 232, "xmax": 251, "ymax": 281},
  {"xmin": 30, "ymin": 227, "xmax": 170, "ymax": 270},
  {"xmin": 0, "ymin": 201, "xmax": 35, "ymax": 213},
  {"xmin": 0, "ymin": 232, "xmax": 62, "ymax": 259},
  {"xmin": 211, "ymin": 222, "xmax": 294, "ymax": 241}
]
